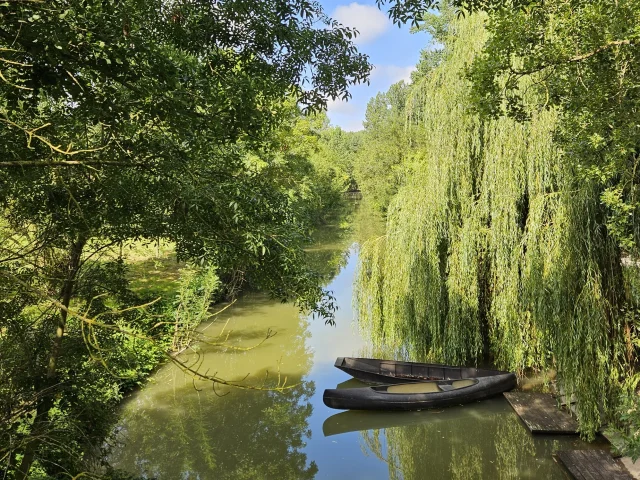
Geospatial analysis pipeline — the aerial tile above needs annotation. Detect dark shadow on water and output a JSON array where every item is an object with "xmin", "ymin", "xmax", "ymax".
[
  {"xmin": 204, "ymin": 293, "xmax": 292, "ymax": 318},
  {"xmin": 194, "ymin": 327, "xmax": 284, "ymax": 345},
  {"xmin": 323, "ymin": 408, "xmax": 458, "ymax": 437}
]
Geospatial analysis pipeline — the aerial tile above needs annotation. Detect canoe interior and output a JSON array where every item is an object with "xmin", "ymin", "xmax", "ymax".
[
  {"xmin": 336, "ymin": 357, "xmax": 509, "ymax": 384},
  {"xmin": 383, "ymin": 379, "xmax": 477, "ymax": 394}
]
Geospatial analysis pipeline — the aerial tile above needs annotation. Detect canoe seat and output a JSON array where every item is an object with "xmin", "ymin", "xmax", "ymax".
[
  {"xmin": 386, "ymin": 382, "xmax": 441, "ymax": 394},
  {"xmin": 452, "ymin": 379, "xmax": 476, "ymax": 389}
]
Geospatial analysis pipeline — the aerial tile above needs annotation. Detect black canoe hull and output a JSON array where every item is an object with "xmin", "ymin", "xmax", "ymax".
[
  {"xmin": 323, "ymin": 373, "xmax": 517, "ymax": 411},
  {"xmin": 334, "ymin": 357, "xmax": 510, "ymax": 385}
]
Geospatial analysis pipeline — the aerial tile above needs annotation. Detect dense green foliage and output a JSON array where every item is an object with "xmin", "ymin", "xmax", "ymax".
[
  {"xmin": 265, "ymin": 111, "xmax": 360, "ymax": 226},
  {"xmin": 0, "ymin": 250, "xmax": 177, "ymax": 479},
  {"xmin": 468, "ymin": 0, "xmax": 640, "ymax": 254},
  {"xmin": 355, "ymin": 11, "xmax": 639, "ymax": 445},
  {"xmin": 3, "ymin": 0, "xmax": 640, "ymax": 474},
  {"xmin": 353, "ymin": 81, "xmax": 410, "ymax": 211},
  {"xmin": 311, "ymin": 123, "xmax": 362, "ymax": 195},
  {"xmin": 0, "ymin": 0, "xmax": 371, "ymax": 477},
  {"xmin": 350, "ymin": 6, "xmax": 453, "ymax": 213}
]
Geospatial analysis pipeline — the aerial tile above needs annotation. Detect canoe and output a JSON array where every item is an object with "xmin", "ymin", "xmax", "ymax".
[
  {"xmin": 323, "ymin": 374, "xmax": 517, "ymax": 411},
  {"xmin": 333, "ymin": 356, "xmax": 512, "ymax": 384},
  {"xmin": 324, "ymin": 357, "xmax": 517, "ymax": 411}
]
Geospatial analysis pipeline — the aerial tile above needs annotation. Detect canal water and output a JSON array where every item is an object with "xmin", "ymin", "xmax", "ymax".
[{"xmin": 109, "ymin": 205, "xmax": 605, "ymax": 479}]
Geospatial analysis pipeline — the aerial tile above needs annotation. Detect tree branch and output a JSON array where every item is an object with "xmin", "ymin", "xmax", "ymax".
[
  {"xmin": 0, "ymin": 160, "xmax": 142, "ymax": 167},
  {"xmin": 511, "ymin": 39, "xmax": 636, "ymax": 76},
  {"xmin": 568, "ymin": 39, "xmax": 633, "ymax": 63}
]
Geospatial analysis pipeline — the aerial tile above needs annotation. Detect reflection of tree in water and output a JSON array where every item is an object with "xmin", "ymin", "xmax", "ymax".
[
  {"xmin": 109, "ymin": 298, "xmax": 318, "ymax": 479},
  {"xmin": 493, "ymin": 410, "xmax": 537, "ymax": 479},
  {"xmin": 305, "ymin": 238, "xmax": 351, "ymax": 284},
  {"xmin": 348, "ymin": 201, "xmax": 385, "ymax": 247},
  {"xmin": 359, "ymin": 403, "xmax": 570, "ymax": 480},
  {"xmin": 306, "ymin": 201, "xmax": 384, "ymax": 283},
  {"xmin": 449, "ymin": 445, "xmax": 482, "ymax": 480},
  {"xmin": 110, "ymin": 376, "xmax": 316, "ymax": 479}
]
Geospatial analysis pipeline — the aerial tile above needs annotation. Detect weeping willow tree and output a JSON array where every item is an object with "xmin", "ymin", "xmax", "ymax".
[{"xmin": 355, "ymin": 13, "xmax": 630, "ymax": 438}]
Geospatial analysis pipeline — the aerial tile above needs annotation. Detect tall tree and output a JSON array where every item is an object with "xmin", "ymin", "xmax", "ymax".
[
  {"xmin": 377, "ymin": 0, "xmax": 640, "ymax": 253},
  {"xmin": 356, "ymin": 12, "xmax": 630, "ymax": 441},
  {"xmin": 0, "ymin": 1, "xmax": 370, "ymax": 477},
  {"xmin": 354, "ymin": 81, "xmax": 410, "ymax": 211},
  {"xmin": 467, "ymin": 0, "xmax": 640, "ymax": 252},
  {"xmin": 356, "ymin": 0, "xmax": 640, "ymax": 445}
]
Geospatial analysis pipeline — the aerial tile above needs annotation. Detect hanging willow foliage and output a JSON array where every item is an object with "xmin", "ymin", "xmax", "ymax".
[{"xmin": 355, "ymin": 14, "xmax": 630, "ymax": 438}]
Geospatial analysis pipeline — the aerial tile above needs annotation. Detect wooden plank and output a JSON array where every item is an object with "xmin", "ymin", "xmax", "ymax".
[
  {"xmin": 602, "ymin": 432, "xmax": 621, "ymax": 457},
  {"xmin": 504, "ymin": 391, "xmax": 579, "ymax": 434},
  {"xmin": 601, "ymin": 432, "xmax": 640, "ymax": 478},
  {"xmin": 555, "ymin": 450, "xmax": 634, "ymax": 480},
  {"xmin": 620, "ymin": 457, "xmax": 640, "ymax": 480}
]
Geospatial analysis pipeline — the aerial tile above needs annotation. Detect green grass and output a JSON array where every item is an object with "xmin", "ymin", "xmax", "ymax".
[{"xmin": 120, "ymin": 240, "xmax": 184, "ymax": 300}]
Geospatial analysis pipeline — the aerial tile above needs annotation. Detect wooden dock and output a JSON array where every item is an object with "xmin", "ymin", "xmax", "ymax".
[
  {"xmin": 555, "ymin": 450, "xmax": 635, "ymax": 480},
  {"xmin": 503, "ymin": 391, "xmax": 638, "ymax": 478},
  {"xmin": 503, "ymin": 391, "xmax": 579, "ymax": 434}
]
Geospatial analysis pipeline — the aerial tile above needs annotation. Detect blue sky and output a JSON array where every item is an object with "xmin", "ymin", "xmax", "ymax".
[{"xmin": 318, "ymin": 1, "xmax": 432, "ymax": 131}]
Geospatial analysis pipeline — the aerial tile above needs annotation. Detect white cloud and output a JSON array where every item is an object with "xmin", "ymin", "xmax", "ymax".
[
  {"xmin": 332, "ymin": 3, "xmax": 390, "ymax": 45},
  {"xmin": 327, "ymin": 97, "xmax": 357, "ymax": 116},
  {"xmin": 370, "ymin": 64, "xmax": 416, "ymax": 84},
  {"xmin": 339, "ymin": 117, "xmax": 365, "ymax": 132},
  {"xmin": 327, "ymin": 98, "xmax": 363, "ymax": 131}
]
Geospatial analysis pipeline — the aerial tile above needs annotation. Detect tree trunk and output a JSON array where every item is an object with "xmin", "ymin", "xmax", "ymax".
[{"xmin": 15, "ymin": 236, "xmax": 86, "ymax": 480}]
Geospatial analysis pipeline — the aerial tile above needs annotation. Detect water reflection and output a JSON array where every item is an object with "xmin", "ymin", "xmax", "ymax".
[
  {"xmin": 356, "ymin": 397, "xmax": 606, "ymax": 480},
  {"xmin": 107, "ymin": 202, "xmax": 605, "ymax": 480},
  {"xmin": 109, "ymin": 298, "xmax": 318, "ymax": 479},
  {"xmin": 305, "ymin": 201, "xmax": 384, "ymax": 283},
  {"xmin": 324, "ymin": 409, "xmax": 452, "ymax": 437},
  {"xmin": 108, "ymin": 202, "xmax": 380, "ymax": 479},
  {"xmin": 111, "ymin": 379, "xmax": 316, "ymax": 479}
]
